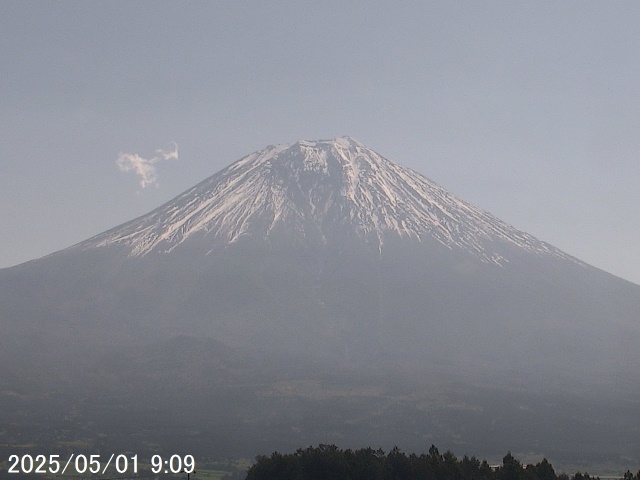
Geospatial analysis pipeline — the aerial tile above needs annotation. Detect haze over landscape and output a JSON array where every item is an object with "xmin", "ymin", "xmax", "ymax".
[
  {"xmin": 1, "ymin": 2, "xmax": 639, "ymax": 478},
  {"xmin": 2, "ymin": 136, "xmax": 639, "ymax": 474}
]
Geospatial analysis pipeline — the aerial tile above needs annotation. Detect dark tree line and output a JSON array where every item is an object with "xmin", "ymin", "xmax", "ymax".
[{"xmin": 245, "ymin": 444, "xmax": 640, "ymax": 480}]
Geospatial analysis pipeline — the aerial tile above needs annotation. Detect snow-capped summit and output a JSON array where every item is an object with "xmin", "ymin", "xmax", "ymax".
[{"xmin": 83, "ymin": 137, "xmax": 574, "ymax": 264}]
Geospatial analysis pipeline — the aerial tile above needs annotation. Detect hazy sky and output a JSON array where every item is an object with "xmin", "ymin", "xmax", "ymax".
[{"xmin": 1, "ymin": 2, "xmax": 639, "ymax": 285}]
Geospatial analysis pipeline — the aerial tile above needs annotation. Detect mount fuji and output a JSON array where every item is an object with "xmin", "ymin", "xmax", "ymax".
[{"xmin": 1, "ymin": 137, "xmax": 639, "ymax": 469}]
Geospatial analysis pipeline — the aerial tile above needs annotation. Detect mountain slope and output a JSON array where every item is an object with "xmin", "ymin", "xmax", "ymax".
[{"xmin": 1, "ymin": 137, "xmax": 639, "ymax": 469}]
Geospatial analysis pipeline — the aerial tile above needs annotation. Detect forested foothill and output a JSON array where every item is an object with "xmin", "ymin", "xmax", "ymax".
[{"xmin": 245, "ymin": 444, "xmax": 640, "ymax": 480}]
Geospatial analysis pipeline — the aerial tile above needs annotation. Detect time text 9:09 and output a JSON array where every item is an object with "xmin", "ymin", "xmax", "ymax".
[{"xmin": 151, "ymin": 454, "xmax": 196, "ymax": 474}]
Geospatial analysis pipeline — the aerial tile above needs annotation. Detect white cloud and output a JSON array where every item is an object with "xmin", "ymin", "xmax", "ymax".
[{"xmin": 116, "ymin": 142, "xmax": 179, "ymax": 188}]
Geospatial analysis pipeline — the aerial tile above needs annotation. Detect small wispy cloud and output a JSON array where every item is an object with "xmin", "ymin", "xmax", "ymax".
[{"xmin": 116, "ymin": 142, "xmax": 179, "ymax": 189}]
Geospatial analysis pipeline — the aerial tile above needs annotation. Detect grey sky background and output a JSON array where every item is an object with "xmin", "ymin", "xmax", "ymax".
[{"xmin": 1, "ymin": 2, "xmax": 639, "ymax": 285}]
